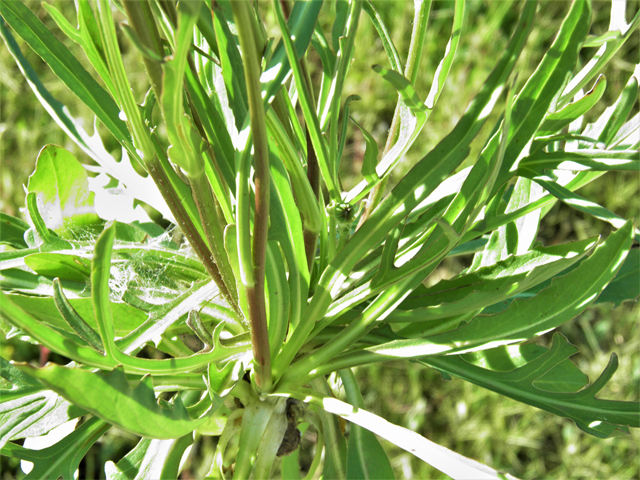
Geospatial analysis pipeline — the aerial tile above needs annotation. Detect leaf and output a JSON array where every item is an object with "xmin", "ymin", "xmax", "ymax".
[
  {"xmin": 362, "ymin": 1, "xmax": 402, "ymax": 72},
  {"xmin": 274, "ymin": 0, "xmax": 537, "ymax": 379},
  {"xmin": 24, "ymin": 252, "xmax": 91, "ymax": 283},
  {"xmin": 0, "ymin": 416, "xmax": 109, "ymax": 480},
  {"xmin": 5, "ymin": 294, "xmax": 147, "ymax": 338},
  {"xmin": 460, "ymin": 342, "xmax": 589, "ymax": 393},
  {"xmin": 350, "ymin": 115, "xmax": 380, "ymax": 185},
  {"xmin": 25, "ymin": 192, "xmax": 72, "ymax": 249},
  {"xmin": 40, "ymin": 0, "xmax": 115, "ymax": 96},
  {"xmin": 518, "ymin": 150, "xmax": 639, "ymax": 177},
  {"xmin": 345, "ymin": 0, "xmax": 466, "ymax": 203},
  {"xmin": 493, "ymin": 0, "xmax": 592, "ymax": 193},
  {"xmin": 559, "ymin": 7, "xmax": 640, "ymax": 108},
  {"xmin": 0, "ymin": 1, "xmax": 136, "ymax": 155},
  {"xmin": 16, "ymin": 364, "xmax": 214, "ymax": 440},
  {"xmin": 284, "ymin": 386, "xmax": 517, "ymax": 480},
  {"xmin": 533, "ymin": 178, "xmax": 637, "ymax": 237},
  {"xmin": 26, "ymin": 145, "xmax": 100, "ymax": 236},
  {"xmin": 0, "ymin": 358, "xmax": 85, "ymax": 449},
  {"xmin": 421, "ymin": 333, "xmax": 639, "ymax": 437},
  {"xmin": 535, "ymin": 74, "xmax": 606, "ymax": 138},
  {"xmin": 105, "ymin": 435, "xmax": 194, "ymax": 480},
  {"xmin": 597, "ymin": 248, "xmax": 640, "ymax": 307},
  {"xmin": 340, "ymin": 369, "xmax": 395, "ymax": 480},
  {"xmin": 0, "ymin": 213, "xmax": 29, "ymax": 248},
  {"xmin": 597, "ymin": 74, "xmax": 638, "ymax": 145},
  {"xmin": 261, "ymin": 0, "xmax": 322, "ymax": 106},
  {"xmin": 212, "ymin": 1, "xmax": 248, "ymax": 129},
  {"xmin": 390, "ymin": 238, "xmax": 596, "ymax": 334},
  {"xmin": 53, "ymin": 278, "xmax": 105, "ymax": 353},
  {"xmin": 363, "ymin": 221, "xmax": 633, "ymax": 358}
]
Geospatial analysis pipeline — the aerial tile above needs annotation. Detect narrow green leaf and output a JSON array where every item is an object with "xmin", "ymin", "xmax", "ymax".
[
  {"xmin": 212, "ymin": 1, "xmax": 248, "ymax": 129},
  {"xmin": 0, "ymin": 1, "xmax": 135, "ymax": 154},
  {"xmin": 24, "ymin": 253, "xmax": 90, "ymax": 283},
  {"xmin": 493, "ymin": 0, "xmax": 592, "ymax": 193},
  {"xmin": 284, "ymin": 386, "xmax": 515, "ymax": 480},
  {"xmin": 559, "ymin": 7, "xmax": 640, "ymax": 107},
  {"xmin": 25, "ymin": 193, "xmax": 72, "ymax": 249},
  {"xmin": 421, "ymin": 333, "xmax": 639, "ymax": 438},
  {"xmin": 265, "ymin": 240, "xmax": 290, "ymax": 359},
  {"xmin": 598, "ymin": 74, "xmax": 638, "ymax": 145},
  {"xmin": 340, "ymin": 369, "xmax": 396, "ymax": 480},
  {"xmin": 362, "ymin": 1, "xmax": 403, "ymax": 72},
  {"xmin": 92, "ymin": 222, "xmax": 117, "ymax": 356},
  {"xmin": 0, "ymin": 213, "xmax": 29, "ymax": 248},
  {"xmin": 1, "ymin": 416, "xmax": 109, "ymax": 480},
  {"xmin": 53, "ymin": 278, "xmax": 105, "ymax": 353},
  {"xmin": 536, "ymin": 74, "xmax": 606, "ymax": 137},
  {"xmin": 17, "ymin": 364, "xmax": 213, "ymax": 440},
  {"xmin": 268, "ymin": 153, "xmax": 310, "ymax": 333},
  {"xmin": 350, "ymin": 115, "xmax": 380, "ymax": 185},
  {"xmin": 518, "ymin": 149, "xmax": 639, "ymax": 177},
  {"xmin": 389, "ymin": 238, "xmax": 596, "ymax": 333},
  {"xmin": 274, "ymin": 0, "xmax": 537, "ymax": 379},
  {"xmin": 534, "ymin": 178, "xmax": 638, "ymax": 237},
  {"xmin": 41, "ymin": 1, "xmax": 115, "ymax": 96},
  {"xmin": 597, "ymin": 248, "xmax": 640, "ymax": 306},
  {"xmin": 337, "ymin": 95, "xmax": 361, "ymax": 173},
  {"xmin": 261, "ymin": 0, "xmax": 323, "ymax": 106}
]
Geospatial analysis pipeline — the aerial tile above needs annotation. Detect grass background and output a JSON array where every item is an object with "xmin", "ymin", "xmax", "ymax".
[{"xmin": 1, "ymin": 1, "xmax": 638, "ymax": 478}]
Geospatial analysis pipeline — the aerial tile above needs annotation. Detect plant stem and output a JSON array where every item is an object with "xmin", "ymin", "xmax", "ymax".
[{"xmin": 231, "ymin": 0, "xmax": 272, "ymax": 393}]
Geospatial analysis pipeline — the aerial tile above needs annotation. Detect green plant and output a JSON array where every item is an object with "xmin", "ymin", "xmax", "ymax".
[{"xmin": 0, "ymin": 0, "xmax": 638, "ymax": 478}]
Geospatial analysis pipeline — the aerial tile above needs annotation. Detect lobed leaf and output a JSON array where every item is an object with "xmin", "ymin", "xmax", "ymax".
[
  {"xmin": 17, "ymin": 364, "xmax": 214, "ymax": 440},
  {"xmin": 1, "ymin": 417, "xmax": 109, "ymax": 480},
  {"xmin": 421, "ymin": 333, "xmax": 639, "ymax": 437}
]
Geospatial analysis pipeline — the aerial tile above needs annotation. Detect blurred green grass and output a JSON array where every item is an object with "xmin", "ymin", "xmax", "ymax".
[{"xmin": 1, "ymin": 1, "xmax": 638, "ymax": 479}]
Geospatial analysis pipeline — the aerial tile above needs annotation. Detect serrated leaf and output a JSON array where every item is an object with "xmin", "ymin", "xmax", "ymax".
[
  {"xmin": 461, "ymin": 342, "xmax": 589, "ymax": 393},
  {"xmin": 16, "ymin": 364, "xmax": 214, "ymax": 439},
  {"xmin": 421, "ymin": 333, "xmax": 639, "ymax": 437},
  {"xmin": 27, "ymin": 146, "xmax": 100, "ymax": 237}
]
